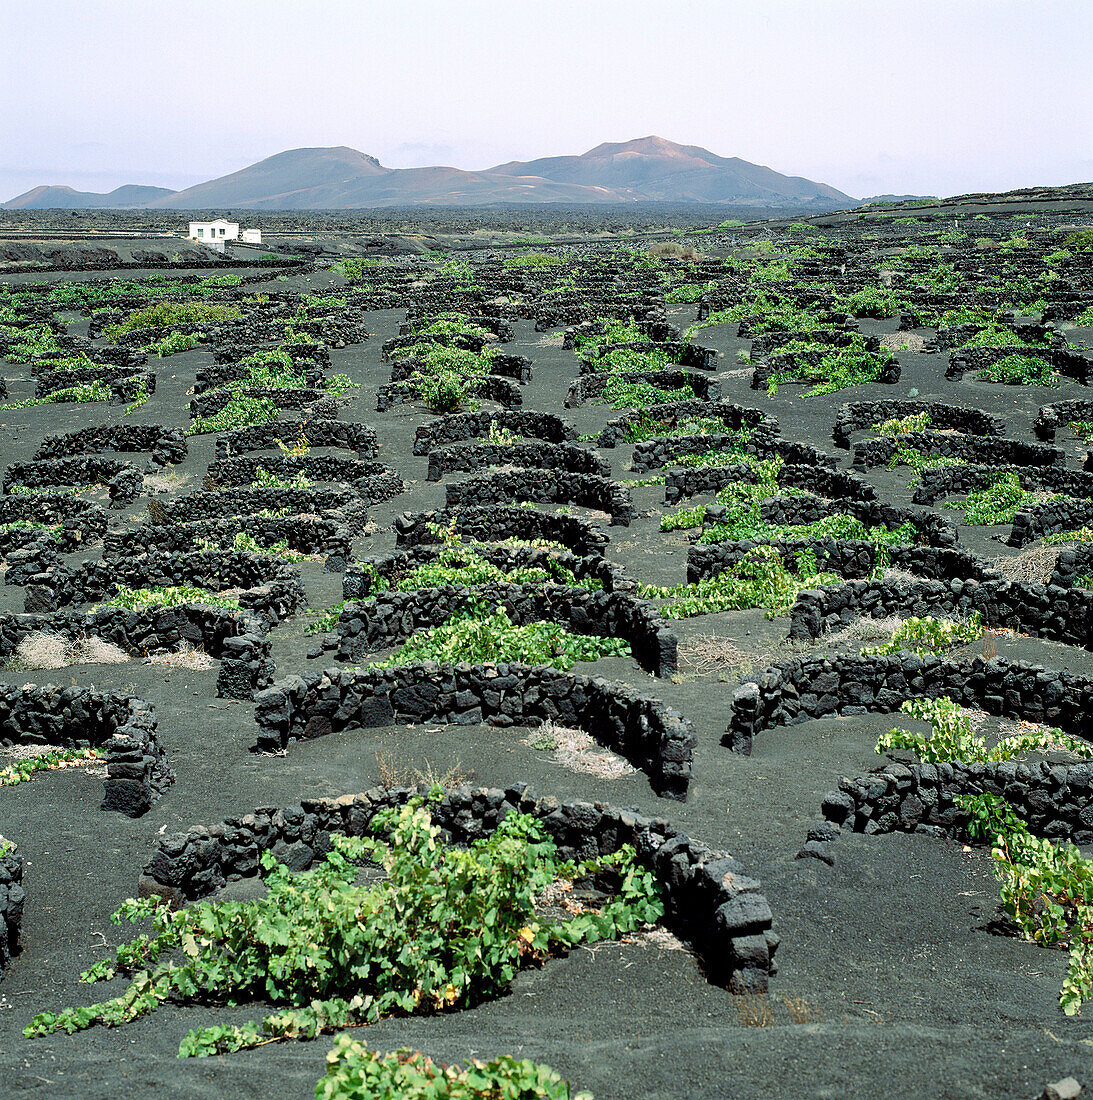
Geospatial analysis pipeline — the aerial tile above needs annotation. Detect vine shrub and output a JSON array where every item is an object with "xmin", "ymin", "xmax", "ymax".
[
  {"xmin": 875, "ymin": 697, "xmax": 1093, "ymax": 766},
  {"xmin": 316, "ymin": 1041, "xmax": 591, "ymax": 1100},
  {"xmin": 93, "ymin": 584, "xmax": 241, "ymax": 613},
  {"xmin": 862, "ymin": 612, "xmax": 984, "ymax": 657},
  {"xmin": 947, "ymin": 472, "xmax": 1067, "ymax": 525},
  {"xmin": 766, "ymin": 337, "xmax": 896, "ymax": 398},
  {"xmin": 189, "ymin": 393, "xmax": 278, "ymax": 435},
  {"xmin": 977, "ymin": 354, "xmax": 1059, "ymax": 387},
  {"xmin": 370, "ymin": 605, "xmax": 630, "ymax": 671},
  {"xmin": 639, "ymin": 545, "xmax": 838, "ymax": 618},
  {"xmin": 957, "ymin": 793, "xmax": 1093, "ymax": 1015},
  {"xmin": 26, "ymin": 798, "xmax": 662, "ymax": 1058}
]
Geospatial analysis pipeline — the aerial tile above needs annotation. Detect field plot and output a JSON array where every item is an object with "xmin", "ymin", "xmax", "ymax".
[{"xmin": 0, "ymin": 200, "xmax": 1092, "ymax": 1098}]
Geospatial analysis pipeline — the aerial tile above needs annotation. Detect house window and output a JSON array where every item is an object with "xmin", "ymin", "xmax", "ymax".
[{"xmin": 196, "ymin": 228, "xmax": 203, "ymax": 237}]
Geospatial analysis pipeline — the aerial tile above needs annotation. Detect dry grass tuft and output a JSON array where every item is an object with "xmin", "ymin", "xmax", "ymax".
[
  {"xmin": 12, "ymin": 632, "xmax": 70, "ymax": 670},
  {"xmin": 639, "ymin": 927, "xmax": 688, "ymax": 952},
  {"xmin": 374, "ymin": 750, "xmax": 470, "ymax": 791},
  {"xmin": 648, "ymin": 241, "xmax": 700, "ymax": 261},
  {"xmin": 820, "ymin": 614, "xmax": 906, "ymax": 649},
  {"xmin": 880, "ymin": 332, "xmax": 926, "ymax": 353},
  {"xmin": 523, "ymin": 721, "xmax": 636, "ymax": 780},
  {"xmin": 678, "ymin": 634, "xmax": 752, "ymax": 677},
  {"xmin": 70, "ymin": 636, "xmax": 129, "ymax": 665},
  {"xmin": 144, "ymin": 471, "xmax": 191, "ymax": 496},
  {"xmin": 736, "ymin": 994, "xmax": 775, "ymax": 1027},
  {"xmin": 9, "ymin": 632, "xmax": 130, "ymax": 670},
  {"xmin": 146, "ymin": 642, "xmax": 214, "ymax": 670},
  {"xmin": 782, "ymin": 995, "xmax": 821, "ymax": 1024},
  {"xmin": 990, "ymin": 545, "xmax": 1059, "ymax": 585}
]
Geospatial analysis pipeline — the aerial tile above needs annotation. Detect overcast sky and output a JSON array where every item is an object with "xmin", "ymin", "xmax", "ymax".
[{"xmin": 2, "ymin": 0, "xmax": 1090, "ymax": 203}]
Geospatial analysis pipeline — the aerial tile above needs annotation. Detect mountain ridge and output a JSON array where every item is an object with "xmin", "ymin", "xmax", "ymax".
[{"xmin": 5, "ymin": 137, "xmax": 857, "ymax": 210}]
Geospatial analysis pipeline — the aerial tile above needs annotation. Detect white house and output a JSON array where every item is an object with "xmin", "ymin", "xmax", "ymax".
[
  {"xmin": 241, "ymin": 228, "xmax": 262, "ymax": 245},
  {"xmin": 189, "ymin": 219, "xmax": 239, "ymax": 243}
]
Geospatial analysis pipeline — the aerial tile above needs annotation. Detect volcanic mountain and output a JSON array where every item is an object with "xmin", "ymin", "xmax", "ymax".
[
  {"xmin": 3, "ymin": 183, "xmax": 176, "ymax": 209},
  {"xmin": 6, "ymin": 137, "xmax": 857, "ymax": 209}
]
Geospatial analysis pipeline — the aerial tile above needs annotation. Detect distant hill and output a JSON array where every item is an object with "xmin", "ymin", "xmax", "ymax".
[
  {"xmin": 491, "ymin": 136, "xmax": 854, "ymax": 206},
  {"xmin": 6, "ymin": 137, "xmax": 857, "ymax": 210},
  {"xmin": 3, "ymin": 184, "xmax": 176, "ymax": 209},
  {"xmin": 861, "ymin": 194, "xmax": 938, "ymax": 204}
]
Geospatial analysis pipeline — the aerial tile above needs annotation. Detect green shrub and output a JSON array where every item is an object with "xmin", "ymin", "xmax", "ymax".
[
  {"xmin": 6, "ymin": 380, "xmax": 112, "ymax": 410},
  {"xmin": 977, "ymin": 354, "xmax": 1058, "ymax": 387},
  {"xmin": 947, "ymin": 472, "xmax": 1066, "ymax": 525},
  {"xmin": 0, "ymin": 747, "xmax": 102, "ymax": 787},
  {"xmin": 874, "ymin": 411, "xmax": 932, "ymax": 435},
  {"xmin": 767, "ymin": 337, "xmax": 896, "ymax": 398},
  {"xmin": 862, "ymin": 613, "xmax": 983, "ymax": 657},
  {"xmin": 143, "ymin": 331, "xmax": 205, "ymax": 357},
  {"xmin": 93, "ymin": 584, "xmax": 241, "ymax": 612},
  {"xmin": 502, "ymin": 252, "xmax": 563, "ymax": 268},
  {"xmin": 189, "ymin": 394, "xmax": 278, "ymax": 435},
  {"xmin": 316, "ymin": 1042, "xmax": 590, "ymax": 1100},
  {"xmin": 105, "ymin": 301, "xmax": 240, "ymax": 339},
  {"xmin": 25, "ymin": 798, "xmax": 662, "ymax": 1057},
  {"xmin": 638, "ymin": 544, "xmax": 838, "ymax": 618},
  {"xmin": 838, "ymin": 286, "xmax": 904, "ymax": 318},
  {"xmin": 371, "ymin": 605, "xmax": 630, "ymax": 670},
  {"xmin": 877, "ymin": 696, "xmax": 1092, "ymax": 766}
]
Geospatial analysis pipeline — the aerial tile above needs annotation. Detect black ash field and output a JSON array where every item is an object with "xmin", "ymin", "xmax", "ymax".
[{"xmin": 0, "ymin": 196, "xmax": 1092, "ymax": 1099}]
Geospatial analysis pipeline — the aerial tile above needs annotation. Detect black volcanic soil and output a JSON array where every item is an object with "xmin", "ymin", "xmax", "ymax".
[{"xmin": 0, "ymin": 212, "xmax": 1092, "ymax": 1099}]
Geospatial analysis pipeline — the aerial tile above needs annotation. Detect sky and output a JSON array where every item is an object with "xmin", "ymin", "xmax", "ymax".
[{"xmin": 1, "ymin": 0, "xmax": 1091, "ymax": 203}]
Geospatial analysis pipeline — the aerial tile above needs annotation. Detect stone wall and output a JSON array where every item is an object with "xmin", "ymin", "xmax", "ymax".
[
  {"xmin": 726, "ymin": 653, "xmax": 1092, "ymax": 755},
  {"xmin": 330, "ymin": 582, "xmax": 676, "ymax": 677},
  {"xmin": 103, "ymin": 515, "xmax": 350, "ymax": 572},
  {"xmin": 821, "ymin": 758, "xmax": 1093, "ymax": 844},
  {"xmin": 4, "ymin": 457, "xmax": 143, "ymax": 509},
  {"xmin": 0, "ymin": 605, "xmax": 273, "ymax": 701},
  {"xmin": 1010, "ymin": 499, "xmax": 1093, "ymax": 546},
  {"xmin": 427, "ymin": 441, "xmax": 609, "ymax": 482},
  {"xmin": 687, "ymin": 539, "xmax": 994, "ymax": 585},
  {"xmin": 343, "ymin": 544, "xmax": 634, "ymax": 599},
  {"xmin": 146, "ymin": 487, "xmax": 366, "ymax": 527},
  {"xmin": 0, "ymin": 684, "xmax": 171, "ymax": 816},
  {"xmin": 581, "ymin": 340, "xmax": 717, "ymax": 372},
  {"xmin": 446, "ymin": 470, "xmax": 634, "ymax": 526},
  {"xmin": 36, "ymin": 366, "xmax": 156, "ymax": 402},
  {"xmin": 597, "ymin": 400, "xmax": 774, "ymax": 449},
  {"xmin": 1034, "ymin": 399, "xmax": 1093, "ymax": 442},
  {"xmin": 787, "ymin": 576, "xmax": 1092, "ymax": 650},
  {"xmin": 0, "ymin": 847, "xmax": 23, "ymax": 974},
  {"xmin": 190, "ymin": 387, "xmax": 337, "ymax": 422},
  {"xmin": 832, "ymin": 400, "xmax": 1005, "ymax": 449},
  {"xmin": 412, "ymin": 410, "xmax": 576, "ymax": 456},
  {"xmin": 850, "ymin": 431, "xmax": 1065, "ymax": 470},
  {"xmin": 138, "ymin": 783, "xmax": 777, "ymax": 993},
  {"xmin": 203, "ymin": 455, "xmax": 405, "ymax": 506},
  {"xmin": 214, "ymin": 420, "xmax": 377, "ymax": 460},
  {"xmin": 947, "ymin": 345, "xmax": 1091, "ymax": 384},
  {"xmin": 565, "ymin": 369, "xmax": 720, "ymax": 408},
  {"xmin": 912, "ymin": 463, "xmax": 1093, "ymax": 505},
  {"xmin": 23, "ymin": 550, "xmax": 304, "ymax": 625},
  {"xmin": 253, "ymin": 662, "xmax": 696, "ymax": 800},
  {"xmin": 1051, "ymin": 546, "xmax": 1093, "ymax": 588},
  {"xmin": 33, "ymin": 424, "xmax": 187, "ymax": 467},
  {"xmin": 753, "ymin": 495, "xmax": 959, "ymax": 547},
  {"xmin": 196, "ymin": 357, "xmax": 326, "ymax": 394},
  {"xmin": 395, "ymin": 506, "xmax": 610, "ymax": 559},
  {"xmin": 664, "ymin": 462, "xmax": 871, "ymax": 508},
  {"xmin": 0, "ymin": 495, "xmax": 108, "ymax": 551},
  {"xmin": 376, "ymin": 373, "xmax": 523, "ymax": 413}
]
